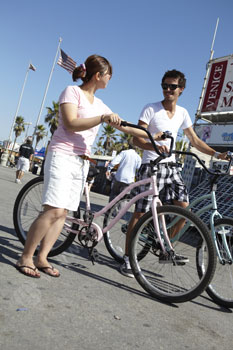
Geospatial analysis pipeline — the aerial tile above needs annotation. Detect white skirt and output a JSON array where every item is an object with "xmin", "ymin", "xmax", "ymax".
[{"xmin": 42, "ymin": 151, "xmax": 89, "ymax": 211}]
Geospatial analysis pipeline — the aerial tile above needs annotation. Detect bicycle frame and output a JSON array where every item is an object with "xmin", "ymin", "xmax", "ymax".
[
  {"xmin": 64, "ymin": 172, "xmax": 174, "ymax": 253},
  {"xmin": 188, "ymin": 191, "xmax": 232, "ymax": 263},
  {"xmin": 167, "ymin": 188, "xmax": 233, "ymax": 263}
]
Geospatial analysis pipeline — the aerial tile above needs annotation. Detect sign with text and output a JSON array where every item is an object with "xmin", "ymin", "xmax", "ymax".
[
  {"xmin": 210, "ymin": 160, "xmax": 233, "ymax": 175},
  {"xmin": 200, "ymin": 55, "xmax": 233, "ymax": 114},
  {"xmin": 195, "ymin": 124, "xmax": 233, "ymax": 146}
]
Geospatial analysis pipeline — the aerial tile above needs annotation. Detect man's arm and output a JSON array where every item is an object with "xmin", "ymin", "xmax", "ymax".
[
  {"xmin": 29, "ymin": 148, "xmax": 34, "ymax": 162},
  {"xmin": 184, "ymin": 126, "xmax": 228, "ymax": 160},
  {"xmin": 106, "ymin": 151, "xmax": 124, "ymax": 178},
  {"xmin": 133, "ymin": 120, "xmax": 168, "ymax": 153},
  {"xmin": 18, "ymin": 145, "xmax": 22, "ymax": 157},
  {"xmin": 133, "ymin": 121, "xmax": 153, "ymax": 150}
]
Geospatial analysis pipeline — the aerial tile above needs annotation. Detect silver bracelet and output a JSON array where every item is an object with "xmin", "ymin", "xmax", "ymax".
[
  {"xmin": 214, "ymin": 151, "xmax": 220, "ymax": 159},
  {"xmin": 101, "ymin": 115, "xmax": 105, "ymax": 123}
]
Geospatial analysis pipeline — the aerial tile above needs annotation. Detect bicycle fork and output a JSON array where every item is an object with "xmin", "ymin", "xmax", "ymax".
[
  {"xmin": 150, "ymin": 174, "xmax": 174, "ymax": 257},
  {"xmin": 210, "ymin": 212, "xmax": 233, "ymax": 265}
]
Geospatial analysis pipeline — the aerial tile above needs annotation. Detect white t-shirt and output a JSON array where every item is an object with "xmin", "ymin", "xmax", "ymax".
[
  {"xmin": 108, "ymin": 149, "xmax": 141, "ymax": 184},
  {"xmin": 139, "ymin": 101, "xmax": 193, "ymax": 163},
  {"xmin": 49, "ymin": 85, "xmax": 112, "ymax": 156}
]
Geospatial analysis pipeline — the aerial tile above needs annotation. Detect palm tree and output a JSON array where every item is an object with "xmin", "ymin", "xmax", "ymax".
[
  {"xmin": 116, "ymin": 132, "xmax": 143, "ymax": 157},
  {"xmin": 45, "ymin": 101, "xmax": 59, "ymax": 136},
  {"xmin": 93, "ymin": 140, "xmax": 104, "ymax": 155},
  {"xmin": 12, "ymin": 116, "xmax": 25, "ymax": 152},
  {"xmin": 118, "ymin": 132, "xmax": 133, "ymax": 149},
  {"xmin": 176, "ymin": 139, "xmax": 188, "ymax": 152},
  {"xmin": 99, "ymin": 125, "xmax": 118, "ymax": 155},
  {"xmin": 175, "ymin": 139, "xmax": 188, "ymax": 163},
  {"xmin": 34, "ymin": 124, "xmax": 47, "ymax": 152},
  {"xmin": 8, "ymin": 116, "xmax": 25, "ymax": 165}
]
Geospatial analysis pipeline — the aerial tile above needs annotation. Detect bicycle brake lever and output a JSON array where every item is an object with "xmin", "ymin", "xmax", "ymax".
[
  {"xmin": 162, "ymin": 131, "xmax": 172, "ymax": 140},
  {"xmin": 227, "ymin": 151, "xmax": 233, "ymax": 160}
]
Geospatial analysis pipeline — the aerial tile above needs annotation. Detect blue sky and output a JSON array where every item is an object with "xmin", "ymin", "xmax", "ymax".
[{"xmin": 1, "ymin": 0, "xmax": 233, "ymax": 149}]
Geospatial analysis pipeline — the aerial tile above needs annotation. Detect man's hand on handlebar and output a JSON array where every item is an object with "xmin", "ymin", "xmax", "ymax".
[
  {"xmin": 157, "ymin": 144, "xmax": 170, "ymax": 154},
  {"xmin": 217, "ymin": 151, "xmax": 232, "ymax": 161}
]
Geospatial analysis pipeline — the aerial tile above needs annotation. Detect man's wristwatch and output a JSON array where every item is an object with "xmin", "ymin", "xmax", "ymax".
[{"xmin": 214, "ymin": 151, "xmax": 220, "ymax": 159}]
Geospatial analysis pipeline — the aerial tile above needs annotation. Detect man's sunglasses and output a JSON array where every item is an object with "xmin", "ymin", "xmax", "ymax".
[{"xmin": 161, "ymin": 83, "xmax": 182, "ymax": 91}]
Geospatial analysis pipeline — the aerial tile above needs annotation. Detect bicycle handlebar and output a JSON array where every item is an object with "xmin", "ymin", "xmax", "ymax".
[
  {"xmin": 120, "ymin": 121, "xmax": 233, "ymax": 176},
  {"xmin": 174, "ymin": 150, "xmax": 233, "ymax": 176},
  {"xmin": 120, "ymin": 121, "xmax": 174, "ymax": 158}
]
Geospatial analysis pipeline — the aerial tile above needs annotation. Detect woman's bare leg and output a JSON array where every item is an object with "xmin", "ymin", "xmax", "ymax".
[
  {"xmin": 16, "ymin": 205, "xmax": 67, "ymax": 276},
  {"xmin": 35, "ymin": 209, "xmax": 68, "ymax": 275}
]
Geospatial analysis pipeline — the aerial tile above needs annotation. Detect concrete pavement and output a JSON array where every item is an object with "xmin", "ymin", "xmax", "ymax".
[{"xmin": 0, "ymin": 165, "xmax": 232, "ymax": 350}]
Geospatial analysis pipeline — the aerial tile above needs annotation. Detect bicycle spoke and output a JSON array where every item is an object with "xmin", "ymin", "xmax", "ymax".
[{"xmin": 129, "ymin": 205, "xmax": 216, "ymax": 303}]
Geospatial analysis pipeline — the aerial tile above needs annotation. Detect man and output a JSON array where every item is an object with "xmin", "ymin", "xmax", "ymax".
[
  {"xmin": 106, "ymin": 142, "xmax": 141, "ymax": 202},
  {"xmin": 15, "ymin": 136, "xmax": 34, "ymax": 184},
  {"xmin": 120, "ymin": 69, "xmax": 228, "ymax": 277}
]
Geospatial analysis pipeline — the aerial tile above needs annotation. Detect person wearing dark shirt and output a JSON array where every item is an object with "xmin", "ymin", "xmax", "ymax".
[{"xmin": 15, "ymin": 136, "xmax": 34, "ymax": 184}]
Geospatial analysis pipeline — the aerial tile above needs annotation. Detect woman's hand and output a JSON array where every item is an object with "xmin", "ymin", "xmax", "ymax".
[{"xmin": 102, "ymin": 113, "xmax": 122, "ymax": 126}]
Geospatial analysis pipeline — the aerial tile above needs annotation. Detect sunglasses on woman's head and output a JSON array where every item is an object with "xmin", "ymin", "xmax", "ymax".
[{"xmin": 161, "ymin": 83, "xmax": 182, "ymax": 91}]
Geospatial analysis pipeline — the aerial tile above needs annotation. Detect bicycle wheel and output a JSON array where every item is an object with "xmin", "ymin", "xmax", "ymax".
[
  {"xmin": 129, "ymin": 205, "xmax": 216, "ymax": 303},
  {"xmin": 198, "ymin": 218, "xmax": 233, "ymax": 308},
  {"xmin": 13, "ymin": 176, "xmax": 76, "ymax": 257},
  {"xmin": 103, "ymin": 196, "xmax": 134, "ymax": 263}
]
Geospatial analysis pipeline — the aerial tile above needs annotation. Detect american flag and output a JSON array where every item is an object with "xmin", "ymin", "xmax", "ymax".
[
  {"xmin": 57, "ymin": 49, "xmax": 77, "ymax": 74},
  {"xmin": 29, "ymin": 63, "xmax": 36, "ymax": 71}
]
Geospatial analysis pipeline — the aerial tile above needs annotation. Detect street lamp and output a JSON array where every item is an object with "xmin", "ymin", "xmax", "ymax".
[{"xmin": 24, "ymin": 122, "xmax": 32, "ymax": 140}]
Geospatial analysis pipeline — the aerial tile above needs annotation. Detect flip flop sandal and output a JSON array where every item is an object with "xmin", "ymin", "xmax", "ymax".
[
  {"xmin": 37, "ymin": 266, "xmax": 60, "ymax": 277},
  {"xmin": 15, "ymin": 264, "xmax": 41, "ymax": 278}
]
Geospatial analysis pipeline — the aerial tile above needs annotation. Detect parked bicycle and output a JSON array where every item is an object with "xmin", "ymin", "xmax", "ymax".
[
  {"xmin": 176, "ymin": 150, "xmax": 233, "ymax": 308},
  {"xmin": 13, "ymin": 122, "xmax": 216, "ymax": 304}
]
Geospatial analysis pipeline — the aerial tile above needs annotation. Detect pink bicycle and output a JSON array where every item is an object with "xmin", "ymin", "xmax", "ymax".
[{"xmin": 14, "ymin": 122, "xmax": 216, "ymax": 303}]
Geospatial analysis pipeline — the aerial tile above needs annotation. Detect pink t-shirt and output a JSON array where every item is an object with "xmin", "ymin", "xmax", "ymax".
[{"xmin": 49, "ymin": 85, "xmax": 112, "ymax": 156}]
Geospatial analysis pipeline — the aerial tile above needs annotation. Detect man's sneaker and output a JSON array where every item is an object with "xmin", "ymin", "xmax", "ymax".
[
  {"xmin": 119, "ymin": 255, "xmax": 134, "ymax": 278},
  {"xmin": 159, "ymin": 252, "xmax": 189, "ymax": 265},
  {"xmin": 15, "ymin": 179, "xmax": 21, "ymax": 184}
]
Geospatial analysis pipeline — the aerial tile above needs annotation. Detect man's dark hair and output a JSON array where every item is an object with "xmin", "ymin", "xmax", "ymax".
[{"xmin": 162, "ymin": 69, "xmax": 186, "ymax": 88}]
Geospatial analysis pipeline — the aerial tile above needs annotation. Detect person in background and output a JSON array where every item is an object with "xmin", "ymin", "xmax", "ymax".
[
  {"xmin": 15, "ymin": 136, "xmax": 34, "ymax": 184},
  {"xmin": 86, "ymin": 160, "xmax": 99, "ymax": 192},
  {"xmin": 0, "ymin": 148, "xmax": 4, "ymax": 160},
  {"xmin": 9, "ymin": 152, "xmax": 15, "ymax": 167},
  {"xmin": 106, "ymin": 142, "xmax": 141, "ymax": 202}
]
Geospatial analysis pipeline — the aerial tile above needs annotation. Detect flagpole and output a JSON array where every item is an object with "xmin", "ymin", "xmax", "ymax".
[
  {"xmin": 194, "ymin": 18, "xmax": 219, "ymax": 124},
  {"xmin": 32, "ymin": 37, "xmax": 62, "ymax": 146},
  {"xmin": 7, "ymin": 62, "xmax": 31, "ymax": 148},
  {"xmin": 183, "ymin": 18, "xmax": 219, "ymax": 174}
]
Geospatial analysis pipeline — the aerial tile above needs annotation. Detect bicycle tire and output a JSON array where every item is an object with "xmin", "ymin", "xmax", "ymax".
[
  {"xmin": 103, "ymin": 196, "xmax": 134, "ymax": 263},
  {"xmin": 129, "ymin": 205, "xmax": 216, "ymax": 303},
  {"xmin": 13, "ymin": 176, "xmax": 76, "ymax": 257},
  {"xmin": 198, "ymin": 218, "xmax": 233, "ymax": 308}
]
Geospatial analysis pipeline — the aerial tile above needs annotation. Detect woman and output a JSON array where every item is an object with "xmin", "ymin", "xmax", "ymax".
[{"xmin": 15, "ymin": 54, "xmax": 163, "ymax": 278}]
